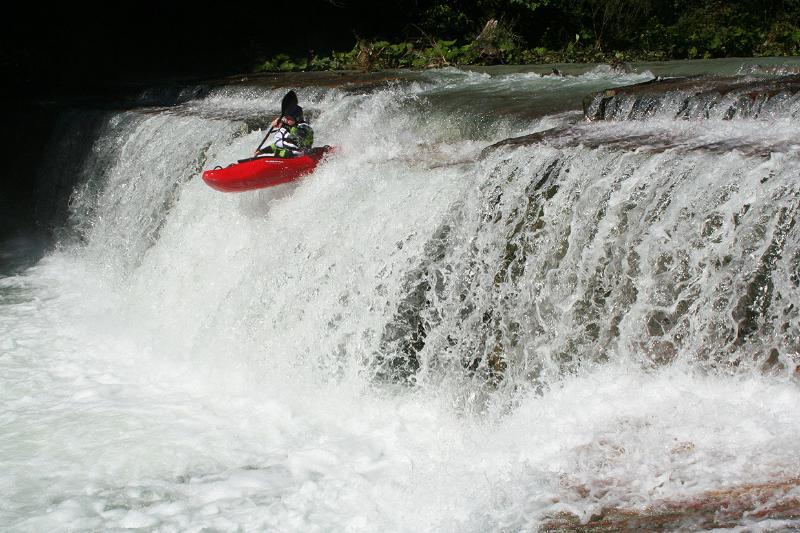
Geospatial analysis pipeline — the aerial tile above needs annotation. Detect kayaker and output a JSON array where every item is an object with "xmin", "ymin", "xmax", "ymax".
[{"xmin": 255, "ymin": 105, "xmax": 314, "ymax": 158}]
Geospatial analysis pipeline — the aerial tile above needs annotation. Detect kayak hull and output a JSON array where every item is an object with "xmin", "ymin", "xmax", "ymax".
[{"xmin": 202, "ymin": 146, "xmax": 331, "ymax": 192}]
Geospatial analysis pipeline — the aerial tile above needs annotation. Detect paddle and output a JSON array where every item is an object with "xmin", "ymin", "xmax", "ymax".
[{"xmin": 254, "ymin": 90, "xmax": 298, "ymax": 156}]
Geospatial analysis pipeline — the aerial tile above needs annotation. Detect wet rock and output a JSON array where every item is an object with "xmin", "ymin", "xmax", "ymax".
[
  {"xmin": 584, "ymin": 74, "xmax": 800, "ymax": 121},
  {"xmin": 542, "ymin": 477, "xmax": 800, "ymax": 531},
  {"xmin": 209, "ymin": 70, "xmax": 423, "ymax": 93}
]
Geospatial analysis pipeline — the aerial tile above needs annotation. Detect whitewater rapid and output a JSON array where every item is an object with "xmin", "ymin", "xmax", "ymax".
[{"xmin": 2, "ymin": 62, "xmax": 800, "ymax": 531}]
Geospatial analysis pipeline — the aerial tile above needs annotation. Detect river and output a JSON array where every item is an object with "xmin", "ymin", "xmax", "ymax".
[{"xmin": 2, "ymin": 58, "xmax": 800, "ymax": 531}]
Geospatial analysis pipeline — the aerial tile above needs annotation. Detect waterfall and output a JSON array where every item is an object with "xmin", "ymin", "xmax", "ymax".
[{"xmin": 2, "ymin": 63, "xmax": 799, "ymax": 531}]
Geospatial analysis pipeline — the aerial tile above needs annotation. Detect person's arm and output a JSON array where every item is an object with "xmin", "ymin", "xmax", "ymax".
[{"xmin": 254, "ymin": 117, "xmax": 285, "ymax": 155}]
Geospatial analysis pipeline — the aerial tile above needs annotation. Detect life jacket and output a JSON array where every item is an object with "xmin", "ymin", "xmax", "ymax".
[{"xmin": 270, "ymin": 122, "xmax": 314, "ymax": 158}]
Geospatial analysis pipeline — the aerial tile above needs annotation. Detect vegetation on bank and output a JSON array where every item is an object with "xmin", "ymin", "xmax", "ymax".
[{"xmin": 255, "ymin": 0, "xmax": 800, "ymax": 72}]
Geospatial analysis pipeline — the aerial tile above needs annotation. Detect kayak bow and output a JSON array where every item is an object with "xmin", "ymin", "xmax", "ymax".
[{"xmin": 202, "ymin": 146, "xmax": 332, "ymax": 192}]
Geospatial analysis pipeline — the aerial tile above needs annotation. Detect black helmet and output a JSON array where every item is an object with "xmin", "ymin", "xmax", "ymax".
[{"xmin": 284, "ymin": 104, "xmax": 304, "ymax": 122}]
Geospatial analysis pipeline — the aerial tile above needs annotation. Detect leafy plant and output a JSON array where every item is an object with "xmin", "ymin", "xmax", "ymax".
[{"xmin": 253, "ymin": 1, "xmax": 800, "ymax": 72}]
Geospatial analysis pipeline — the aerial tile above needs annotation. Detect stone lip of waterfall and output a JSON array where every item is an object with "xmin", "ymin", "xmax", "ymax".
[
  {"xmin": 484, "ymin": 74, "xmax": 800, "ymax": 158},
  {"xmin": 583, "ymin": 73, "xmax": 800, "ymax": 121},
  {"xmin": 485, "ymin": 120, "xmax": 799, "ymax": 159},
  {"xmin": 207, "ymin": 69, "xmax": 428, "ymax": 93}
]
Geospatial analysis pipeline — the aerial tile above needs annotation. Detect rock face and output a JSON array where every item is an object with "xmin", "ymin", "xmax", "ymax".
[
  {"xmin": 583, "ymin": 74, "xmax": 800, "ymax": 121},
  {"xmin": 542, "ymin": 478, "xmax": 800, "ymax": 531}
]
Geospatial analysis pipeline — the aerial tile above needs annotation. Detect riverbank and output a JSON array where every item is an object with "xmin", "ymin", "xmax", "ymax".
[
  {"xmin": 254, "ymin": 11, "xmax": 800, "ymax": 74},
  {"xmin": 256, "ymin": 39, "xmax": 800, "ymax": 74}
]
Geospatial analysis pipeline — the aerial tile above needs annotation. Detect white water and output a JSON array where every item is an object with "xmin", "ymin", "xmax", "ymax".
[{"xmin": 2, "ymin": 66, "xmax": 800, "ymax": 531}]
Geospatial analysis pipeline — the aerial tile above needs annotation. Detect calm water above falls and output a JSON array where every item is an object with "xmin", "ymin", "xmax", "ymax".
[{"xmin": 2, "ymin": 58, "xmax": 800, "ymax": 531}]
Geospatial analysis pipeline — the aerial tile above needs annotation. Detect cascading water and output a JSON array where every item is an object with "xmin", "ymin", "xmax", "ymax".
[{"xmin": 2, "ymin": 61, "xmax": 800, "ymax": 531}]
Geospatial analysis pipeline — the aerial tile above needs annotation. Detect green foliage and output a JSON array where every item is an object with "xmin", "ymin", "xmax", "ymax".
[
  {"xmin": 256, "ymin": 54, "xmax": 296, "ymax": 72},
  {"xmin": 508, "ymin": 0, "xmax": 550, "ymax": 10},
  {"xmin": 760, "ymin": 21, "xmax": 800, "ymax": 56},
  {"xmin": 418, "ymin": 4, "xmax": 474, "ymax": 39},
  {"xmin": 254, "ymin": 1, "xmax": 800, "ymax": 72}
]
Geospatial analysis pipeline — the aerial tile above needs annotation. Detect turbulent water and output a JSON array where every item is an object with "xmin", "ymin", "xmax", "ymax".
[{"xmin": 2, "ymin": 59, "xmax": 800, "ymax": 531}]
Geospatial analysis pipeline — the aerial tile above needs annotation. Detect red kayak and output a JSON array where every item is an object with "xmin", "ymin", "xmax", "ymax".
[{"xmin": 202, "ymin": 146, "xmax": 332, "ymax": 192}]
